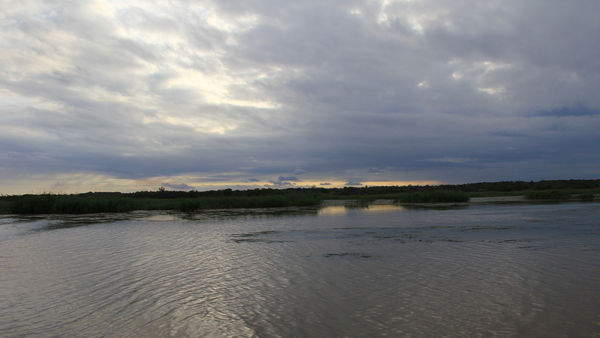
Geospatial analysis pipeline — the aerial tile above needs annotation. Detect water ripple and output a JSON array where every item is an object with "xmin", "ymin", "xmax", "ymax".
[{"xmin": 0, "ymin": 203, "xmax": 599, "ymax": 337}]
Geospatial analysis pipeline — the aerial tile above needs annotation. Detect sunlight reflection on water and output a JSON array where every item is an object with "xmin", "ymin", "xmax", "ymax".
[
  {"xmin": 0, "ymin": 202, "xmax": 599, "ymax": 337},
  {"xmin": 318, "ymin": 204, "xmax": 406, "ymax": 216}
]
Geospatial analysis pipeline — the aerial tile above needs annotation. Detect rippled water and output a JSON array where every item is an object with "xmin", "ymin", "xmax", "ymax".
[{"xmin": 1, "ymin": 202, "xmax": 599, "ymax": 337}]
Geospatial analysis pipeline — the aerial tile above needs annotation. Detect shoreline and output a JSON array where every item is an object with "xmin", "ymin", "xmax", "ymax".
[
  {"xmin": 2, "ymin": 194, "xmax": 598, "ymax": 215},
  {"xmin": 323, "ymin": 195, "xmax": 598, "ymax": 208}
]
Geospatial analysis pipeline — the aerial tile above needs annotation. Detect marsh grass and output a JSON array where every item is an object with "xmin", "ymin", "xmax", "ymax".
[
  {"xmin": 525, "ymin": 190, "xmax": 572, "ymax": 200},
  {"xmin": 9, "ymin": 195, "xmax": 140, "ymax": 214},
  {"xmin": 7, "ymin": 193, "xmax": 323, "ymax": 214},
  {"xmin": 576, "ymin": 192, "xmax": 595, "ymax": 200},
  {"xmin": 4, "ymin": 183, "xmax": 599, "ymax": 215},
  {"xmin": 395, "ymin": 191, "xmax": 469, "ymax": 203},
  {"xmin": 463, "ymin": 191, "xmax": 530, "ymax": 198},
  {"xmin": 0, "ymin": 200, "xmax": 11, "ymax": 214}
]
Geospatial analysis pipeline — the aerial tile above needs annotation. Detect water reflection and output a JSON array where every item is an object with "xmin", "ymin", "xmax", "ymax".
[
  {"xmin": 0, "ymin": 202, "xmax": 599, "ymax": 337},
  {"xmin": 317, "ymin": 205, "xmax": 348, "ymax": 215},
  {"xmin": 1, "ymin": 207, "xmax": 323, "ymax": 235},
  {"xmin": 318, "ymin": 204, "xmax": 405, "ymax": 215},
  {"xmin": 3, "ymin": 200, "xmax": 470, "ymax": 234}
]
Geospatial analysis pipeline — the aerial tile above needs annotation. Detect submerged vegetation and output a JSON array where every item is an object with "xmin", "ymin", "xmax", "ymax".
[{"xmin": 1, "ymin": 179, "xmax": 599, "ymax": 214}]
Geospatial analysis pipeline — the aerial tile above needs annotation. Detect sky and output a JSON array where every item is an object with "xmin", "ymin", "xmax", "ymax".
[{"xmin": 1, "ymin": 0, "xmax": 600, "ymax": 194}]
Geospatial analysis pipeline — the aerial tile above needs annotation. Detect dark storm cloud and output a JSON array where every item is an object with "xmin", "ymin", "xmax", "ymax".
[{"xmin": 1, "ymin": 0, "xmax": 600, "ymax": 193}]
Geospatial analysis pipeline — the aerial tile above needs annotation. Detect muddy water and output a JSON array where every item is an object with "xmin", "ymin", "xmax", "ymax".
[{"xmin": 1, "ymin": 202, "xmax": 599, "ymax": 337}]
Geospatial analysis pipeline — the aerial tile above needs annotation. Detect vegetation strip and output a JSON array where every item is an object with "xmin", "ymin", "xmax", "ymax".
[
  {"xmin": 525, "ymin": 190, "xmax": 595, "ymax": 200},
  {"xmin": 1, "ymin": 179, "xmax": 599, "ymax": 214},
  {"xmin": 6, "ymin": 194, "xmax": 322, "ymax": 214}
]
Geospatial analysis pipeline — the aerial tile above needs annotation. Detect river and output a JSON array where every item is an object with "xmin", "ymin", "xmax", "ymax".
[{"xmin": 1, "ymin": 201, "xmax": 599, "ymax": 337}]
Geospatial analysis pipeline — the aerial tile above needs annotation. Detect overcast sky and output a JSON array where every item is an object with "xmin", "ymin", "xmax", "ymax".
[{"xmin": 1, "ymin": 0, "xmax": 599, "ymax": 194}]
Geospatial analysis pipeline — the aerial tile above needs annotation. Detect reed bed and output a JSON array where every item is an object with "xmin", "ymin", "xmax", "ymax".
[
  {"xmin": 9, "ymin": 195, "xmax": 140, "ymax": 214},
  {"xmin": 0, "ymin": 200, "xmax": 11, "ymax": 214},
  {"xmin": 525, "ymin": 190, "xmax": 572, "ymax": 200},
  {"xmin": 395, "ymin": 191, "xmax": 469, "ymax": 203},
  {"xmin": 576, "ymin": 192, "xmax": 595, "ymax": 200},
  {"xmin": 4, "ymin": 184, "xmax": 598, "ymax": 215},
  {"xmin": 7, "ymin": 194, "xmax": 322, "ymax": 214}
]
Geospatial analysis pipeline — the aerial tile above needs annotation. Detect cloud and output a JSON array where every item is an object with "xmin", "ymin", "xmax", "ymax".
[
  {"xmin": 1, "ymin": 0, "xmax": 600, "ymax": 193},
  {"xmin": 345, "ymin": 181, "xmax": 363, "ymax": 186},
  {"xmin": 266, "ymin": 181, "xmax": 294, "ymax": 187},
  {"xmin": 162, "ymin": 183, "xmax": 196, "ymax": 190},
  {"xmin": 426, "ymin": 157, "xmax": 478, "ymax": 164},
  {"xmin": 532, "ymin": 106, "xmax": 600, "ymax": 117},
  {"xmin": 51, "ymin": 181, "xmax": 66, "ymax": 192},
  {"xmin": 319, "ymin": 182, "xmax": 331, "ymax": 186},
  {"xmin": 367, "ymin": 167, "xmax": 387, "ymax": 173},
  {"xmin": 267, "ymin": 175, "xmax": 299, "ymax": 187},
  {"xmin": 247, "ymin": 178, "xmax": 260, "ymax": 182}
]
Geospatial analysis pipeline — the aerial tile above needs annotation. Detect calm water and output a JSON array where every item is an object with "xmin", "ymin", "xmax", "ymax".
[{"xmin": 1, "ymin": 202, "xmax": 599, "ymax": 337}]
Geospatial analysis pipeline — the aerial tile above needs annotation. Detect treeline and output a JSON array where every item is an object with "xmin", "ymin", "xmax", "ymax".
[
  {"xmin": 19, "ymin": 178, "xmax": 598, "ymax": 200},
  {"xmin": 97, "ymin": 187, "xmax": 320, "ymax": 199},
  {"xmin": 3, "ymin": 179, "xmax": 598, "ymax": 201},
  {"xmin": 0, "ymin": 179, "xmax": 600, "ymax": 201}
]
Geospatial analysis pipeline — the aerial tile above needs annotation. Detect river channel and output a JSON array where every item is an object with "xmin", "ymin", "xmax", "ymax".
[{"xmin": 1, "ymin": 201, "xmax": 599, "ymax": 337}]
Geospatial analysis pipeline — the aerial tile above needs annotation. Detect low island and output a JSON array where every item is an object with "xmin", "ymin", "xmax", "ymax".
[{"xmin": 1, "ymin": 179, "xmax": 599, "ymax": 215}]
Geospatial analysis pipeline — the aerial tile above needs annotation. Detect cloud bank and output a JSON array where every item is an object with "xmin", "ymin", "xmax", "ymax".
[{"xmin": 1, "ymin": 0, "xmax": 599, "ymax": 193}]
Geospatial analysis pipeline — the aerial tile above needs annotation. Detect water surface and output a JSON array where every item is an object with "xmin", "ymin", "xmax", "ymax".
[{"xmin": 1, "ymin": 202, "xmax": 599, "ymax": 337}]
